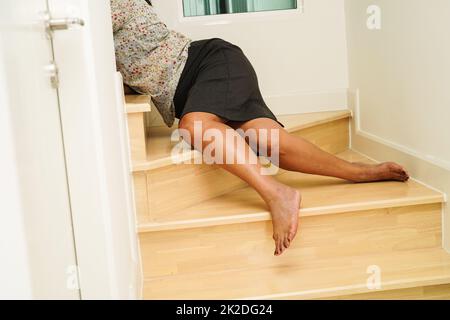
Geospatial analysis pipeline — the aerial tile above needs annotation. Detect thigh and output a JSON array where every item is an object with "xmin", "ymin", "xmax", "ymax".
[
  {"xmin": 179, "ymin": 112, "xmax": 227, "ymax": 129},
  {"xmin": 228, "ymin": 117, "xmax": 284, "ymax": 132},
  {"xmin": 228, "ymin": 118, "xmax": 287, "ymax": 154}
]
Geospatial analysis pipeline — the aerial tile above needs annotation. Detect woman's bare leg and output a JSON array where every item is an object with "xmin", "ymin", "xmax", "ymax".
[
  {"xmin": 229, "ymin": 118, "xmax": 409, "ymax": 182},
  {"xmin": 179, "ymin": 112, "xmax": 300, "ymax": 256}
]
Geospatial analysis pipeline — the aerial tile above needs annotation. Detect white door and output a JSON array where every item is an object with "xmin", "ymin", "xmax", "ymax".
[
  {"xmin": 1, "ymin": 0, "xmax": 141, "ymax": 299},
  {"xmin": 47, "ymin": 0, "xmax": 142, "ymax": 299},
  {"xmin": 0, "ymin": 0, "xmax": 79, "ymax": 299}
]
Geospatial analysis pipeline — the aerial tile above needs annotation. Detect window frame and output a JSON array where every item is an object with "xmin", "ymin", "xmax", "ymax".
[{"xmin": 177, "ymin": 0, "xmax": 304, "ymax": 26}]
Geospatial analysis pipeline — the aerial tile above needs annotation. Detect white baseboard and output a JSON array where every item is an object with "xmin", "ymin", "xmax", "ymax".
[
  {"xmin": 347, "ymin": 89, "xmax": 450, "ymax": 252},
  {"xmin": 146, "ymin": 89, "xmax": 348, "ymax": 127}
]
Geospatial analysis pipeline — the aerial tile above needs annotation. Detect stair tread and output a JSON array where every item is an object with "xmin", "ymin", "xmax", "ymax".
[
  {"xmin": 143, "ymin": 247, "xmax": 450, "ymax": 299},
  {"xmin": 125, "ymin": 94, "xmax": 152, "ymax": 114},
  {"xmin": 132, "ymin": 110, "xmax": 351, "ymax": 172},
  {"xmin": 138, "ymin": 150, "xmax": 444, "ymax": 232}
]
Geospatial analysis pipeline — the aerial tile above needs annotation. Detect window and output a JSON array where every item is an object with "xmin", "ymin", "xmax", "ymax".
[{"xmin": 182, "ymin": 0, "xmax": 298, "ymax": 17}]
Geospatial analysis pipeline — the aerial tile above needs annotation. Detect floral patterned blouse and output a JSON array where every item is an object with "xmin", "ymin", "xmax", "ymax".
[{"xmin": 111, "ymin": 0, "xmax": 191, "ymax": 127}]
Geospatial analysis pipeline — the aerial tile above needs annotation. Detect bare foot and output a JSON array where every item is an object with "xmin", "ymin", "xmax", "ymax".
[
  {"xmin": 267, "ymin": 184, "xmax": 301, "ymax": 256},
  {"xmin": 353, "ymin": 162, "xmax": 409, "ymax": 183}
]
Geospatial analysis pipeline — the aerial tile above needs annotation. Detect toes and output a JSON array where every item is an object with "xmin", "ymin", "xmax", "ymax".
[
  {"xmin": 385, "ymin": 162, "xmax": 410, "ymax": 182},
  {"xmin": 278, "ymin": 239, "xmax": 285, "ymax": 255},
  {"xmin": 274, "ymin": 234, "xmax": 293, "ymax": 256},
  {"xmin": 395, "ymin": 172, "xmax": 409, "ymax": 182},
  {"xmin": 273, "ymin": 236, "xmax": 279, "ymax": 256},
  {"xmin": 274, "ymin": 238, "xmax": 282, "ymax": 256},
  {"xmin": 400, "ymin": 169, "xmax": 410, "ymax": 180},
  {"xmin": 283, "ymin": 237, "xmax": 291, "ymax": 249},
  {"xmin": 393, "ymin": 163, "xmax": 409, "ymax": 177}
]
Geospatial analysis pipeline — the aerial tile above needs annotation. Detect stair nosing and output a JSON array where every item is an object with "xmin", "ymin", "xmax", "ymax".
[
  {"xmin": 132, "ymin": 110, "xmax": 351, "ymax": 172},
  {"xmin": 137, "ymin": 193, "xmax": 444, "ymax": 233},
  {"xmin": 281, "ymin": 110, "xmax": 351, "ymax": 134},
  {"xmin": 125, "ymin": 94, "xmax": 153, "ymax": 114}
]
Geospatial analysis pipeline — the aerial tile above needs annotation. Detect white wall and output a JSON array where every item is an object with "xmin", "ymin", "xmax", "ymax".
[
  {"xmin": 346, "ymin": 0, "xmax": 450, "ymax": 168},
  {"xmin": 345, "ymin": 0, "xmax": 450, "ymax": 250},
  {"xmin": 148, "ymin": 0, "xmax": 349, "ymax": 124}
]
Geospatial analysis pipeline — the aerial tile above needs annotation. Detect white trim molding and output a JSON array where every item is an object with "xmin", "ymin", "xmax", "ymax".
[{"xmin": 348, "ymin": 89, "xmax": 450, "ymax": 253}]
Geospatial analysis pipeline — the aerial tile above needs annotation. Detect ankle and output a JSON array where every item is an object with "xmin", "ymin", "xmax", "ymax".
[{"xmin": 265, "ymin": 183, "xmax": 297, "ymax": 204}]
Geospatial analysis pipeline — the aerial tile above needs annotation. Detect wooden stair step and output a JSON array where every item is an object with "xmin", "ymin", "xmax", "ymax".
[
  {"xmin": 138, "ymin": 150, "xmax": 444, "ymax": 232},
  {"xmin": 144, "ymin": 248, "xmax": 450, "ymax": 299},
  {"xmin": 125, "ymin": 94, "xmax": 152, "ymax": 114},
  {"xmin": 125, "ymin": 95, "xmax": 152, "ymax": 162},
  {"xmin": 142, "ymin": 202, "xmax": 449, "ymax": 299}
]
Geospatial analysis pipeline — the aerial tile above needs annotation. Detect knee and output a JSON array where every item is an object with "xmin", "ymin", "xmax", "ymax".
[
  {"xmin": 179, "ymin": 112, "xmax": 223, "ymax": 133},
  {"xmin": 265, "ymin": 132, "xmax": 290, "ymax": 158},
  {"xmin": 178, "ymin": 115, "xmax": 195, "ymax": 134},
  {"xmin": 178, "ymin": 115, "xmax": 198, "ymax": 147},
  {"xmin": 178, "ymin": 113, "xmax": 224, "ymax": 147},
  {"xmin": 277, "ymin": 139, "xmax": 290, "ymax": 157}
]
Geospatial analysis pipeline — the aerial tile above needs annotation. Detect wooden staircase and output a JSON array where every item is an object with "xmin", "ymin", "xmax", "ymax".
[{"xmin": 125, "ymin": 95, "xmax": 450, "ymax": 300}]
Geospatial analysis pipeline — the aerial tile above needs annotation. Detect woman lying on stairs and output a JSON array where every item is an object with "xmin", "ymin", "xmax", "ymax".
[{"xmin": 111, "ymin": 0, "xmax": 409, "ymax": 256}]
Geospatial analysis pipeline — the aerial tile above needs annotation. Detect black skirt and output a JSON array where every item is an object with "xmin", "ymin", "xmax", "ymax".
[{"xmin": 174, "ymin": 38, "xmax": 283, "ymax": 126}]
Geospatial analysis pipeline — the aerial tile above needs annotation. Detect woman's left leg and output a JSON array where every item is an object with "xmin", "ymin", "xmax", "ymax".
[
  {"xmin": 178, "ymin": 112, "xmax": 300, "ymax": 255},
  {"xmin": 229, "ymin": 118, "xmax": 409, "ymax": 182}
]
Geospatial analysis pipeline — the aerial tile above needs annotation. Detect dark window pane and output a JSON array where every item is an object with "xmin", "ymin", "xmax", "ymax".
[{"xmin": 183, "ymin": 0, "xmax": 297, "ymax": 17}]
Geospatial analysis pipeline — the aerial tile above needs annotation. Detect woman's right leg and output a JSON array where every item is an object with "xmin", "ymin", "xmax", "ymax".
[
  {"xmin": 178, "ymin": 112, "xmax": 300, "ymax": 256},
  {"xmin": 229, "ymin": 118, "xmax": 409, "ymax": 183}
]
